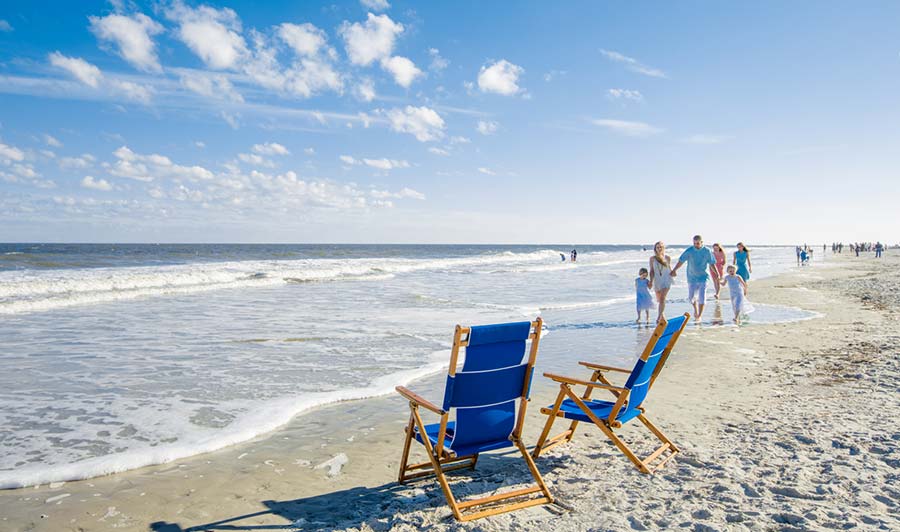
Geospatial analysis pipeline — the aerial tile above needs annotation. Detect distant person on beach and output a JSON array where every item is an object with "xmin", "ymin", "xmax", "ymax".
[
  {"xmin": 800, "ymin": 248, "xmax": 809, "ymax": 265},
  {"xmin": 571, "ymin": 249, "xmax": 577, "ymax": 262},
  {"xmin": 648, "ymin": 241, "xmax": 673, "ymax": 323},
  {"xmin": 796, "ymin": 246, "xmax": 802, "ymax": 265},
  {"xmin": 876, "ymin": 242, "xmax": 884, "ymax": 258},
  {"xmin": 711, "ymin": 243, "xmax": 726, "ymax": 299},
  {"xmin": 671, "ymin": 235, "xmax": 716, "ymax": 320},
  {"xmin": 722, "ymin": 264, "xmax": 751, "ymax": 325},
  {"xmin": 733, "ymin": 242, "xmax": 752, "ymax": 281},
  {"xmin": 560, "ymin": 253, "xmax": 566, "ymax": 262},
  {"xmin": 635, "ymin": 268, "xmax": 653, "ymax": 324}
]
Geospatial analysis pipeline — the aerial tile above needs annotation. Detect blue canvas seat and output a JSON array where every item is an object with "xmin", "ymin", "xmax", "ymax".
[
  {"xmin": 533, "ymin": 313, "xmax": 690, "ymax": 474},
  {"xmin": 396, "ymin": 319, "xmax": 553, "ymax": 521}
]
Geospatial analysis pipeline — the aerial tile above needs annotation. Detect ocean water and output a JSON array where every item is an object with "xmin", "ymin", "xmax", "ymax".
[{"xmin": 0, "ymin": 244, "xmax": 816, "ymax": 488}]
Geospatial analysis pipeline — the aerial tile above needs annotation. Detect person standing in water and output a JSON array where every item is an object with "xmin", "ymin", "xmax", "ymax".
[
  {"xmin": 710, "ymin": 243, "xmax": 727, "ymax": 299},
  {"xmin": 570, "ymin": 248, "xmax": 577, "ymax": 262},
  {"xmin": 635, "ymin": 268, "xmax": 653, "ymax": 324},
  {"xmin": 671, "ymin": 235, "xmax": 716, "ymax": 321},
  {"xmin": 647, "ymin": 241, "xmax": 673, "ymax": 323},
  {"xmin": 733, "ymin": 242, "xmax": 752, "ymax": 282}
]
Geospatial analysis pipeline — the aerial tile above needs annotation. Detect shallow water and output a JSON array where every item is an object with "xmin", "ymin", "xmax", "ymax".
[{"xmin": 0, "ymin": 244, "xmax": 815, "ymax": 488}]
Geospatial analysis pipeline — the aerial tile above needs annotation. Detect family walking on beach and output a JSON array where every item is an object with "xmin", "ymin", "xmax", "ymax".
[{"xmin": 636, "ymin": 236, "xmax": 752, "ymax": 325}]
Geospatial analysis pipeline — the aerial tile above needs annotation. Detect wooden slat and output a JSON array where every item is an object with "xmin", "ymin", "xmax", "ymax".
[
  {"xmin": 578, "ymin": 361, "xmax": 632, "ymax": 373},
  {"xmin": 396, "ymin": 386, "xmax": 444, "ymax": 414},
  {"xmin": 457, "ymin": 486, "xmax": 543, "ymax": 509},
  {"xmin": 641, "ymin": 442, "xmax": 671, "ymax": 466},
  {"xmin": 543, "ymin": 372, "xmax": 627, "ymax": 391},
  {"xmin": 459, "ymin": 496, "xmax": 552, "ymax": 521}
]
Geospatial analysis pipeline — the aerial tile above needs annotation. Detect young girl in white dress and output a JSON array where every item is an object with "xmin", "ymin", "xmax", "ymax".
[
  {"xmin": 635, "ymin": 267, "xmax": 654, "ymax": 323},
  {"xmin": 722, "ymin": 264, "xmax": 753, "ymax": 324}
]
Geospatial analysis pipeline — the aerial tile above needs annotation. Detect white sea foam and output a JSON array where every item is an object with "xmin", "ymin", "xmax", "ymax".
[
  {"xmin": 0, "ymin": 349, "xmax": 450, "ymax": 489},
  {"xmin": 0, "ymin": 249, "xmax": 567, "ymax": 315}
]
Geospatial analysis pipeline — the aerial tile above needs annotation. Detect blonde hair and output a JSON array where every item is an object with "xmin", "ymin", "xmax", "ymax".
[{"xmin": 653, "ymin": 241, "xmax": 669, "ymax": 267}]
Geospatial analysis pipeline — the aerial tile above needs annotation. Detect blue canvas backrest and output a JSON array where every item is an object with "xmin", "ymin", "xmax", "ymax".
[
  {"xmin": 622, "ymin": 315, "xmax": 686, "ymax": 413},
  {"xmin": 442, "ymin": 321, "xmax": 533, "ymax": 449}
]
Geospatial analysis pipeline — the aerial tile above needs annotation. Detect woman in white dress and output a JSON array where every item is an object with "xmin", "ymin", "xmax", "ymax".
[{"xmin": 647, "ymin": 241, "xmax": 673, "ymax": 324}]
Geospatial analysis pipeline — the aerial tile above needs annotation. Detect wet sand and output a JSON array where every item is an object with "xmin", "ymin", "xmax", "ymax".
[{"xmin": 2, "ymin": 252, "xmax": 898, "ymax": 531}]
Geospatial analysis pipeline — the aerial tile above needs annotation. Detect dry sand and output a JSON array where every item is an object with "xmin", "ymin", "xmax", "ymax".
[{"xmin": 2, "ymin": 252, "xmax": 898, "ymax": 531}]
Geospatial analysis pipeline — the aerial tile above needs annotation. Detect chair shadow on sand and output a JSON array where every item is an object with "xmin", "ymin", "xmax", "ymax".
[{"xmin": 148, "ymin": 450, "xmax": 567, "ymax": 532}]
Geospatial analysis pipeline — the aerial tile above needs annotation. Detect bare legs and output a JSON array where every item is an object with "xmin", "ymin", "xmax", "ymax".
[{"xmin": 654, "ymin": 287, "xmax": 670, "ymax": 323}]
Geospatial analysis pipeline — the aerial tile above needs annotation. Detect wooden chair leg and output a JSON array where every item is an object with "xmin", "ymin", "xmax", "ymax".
[
  {"xmin": 514, "ymin": 439, "xmax": 554, "ymax": 503},
  {"xmin": 410, "ymin": 407, "xmax": 462, "ymax": 520},
  {"xmin": 398, "ymin": 411, "xmax": 416, "ymax": 483},
  {"xmin": 532, "ymin": 386, "xmax": 567, "ymax": 458},
  {"xmin": 595, "ymin": 421, "xmax": 652, "ymax": 474}
]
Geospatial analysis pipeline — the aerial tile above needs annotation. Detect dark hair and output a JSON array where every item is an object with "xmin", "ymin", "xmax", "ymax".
[
  {"xmin": 639, "ymin": 267, "xmax": 648, "ymax": 275},
  {"xmin": 737, "ymin": 242, "xmax": 750, "ymax": 253}
]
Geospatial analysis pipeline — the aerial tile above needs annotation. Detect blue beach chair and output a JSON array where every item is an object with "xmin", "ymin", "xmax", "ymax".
[
  {"xmin": 532, "ymin": 313, "xmax": 690, "ymax": 474},
  {"xmin": 395, "ymin": 318, "xmax": 553, "ymax": 521}
]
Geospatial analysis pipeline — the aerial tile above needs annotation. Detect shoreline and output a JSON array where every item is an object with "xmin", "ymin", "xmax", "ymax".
[{"xmin": 2, "ymin": 252, "xmax": 898, "ymax": 531}]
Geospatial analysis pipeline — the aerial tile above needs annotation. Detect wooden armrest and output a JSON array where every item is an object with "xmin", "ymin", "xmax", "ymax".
[
  {"xmin": 543, "ymin": 373, "xmax": 627, "ymax": 392},
  {"xmin": 578, "ymin": 361, "xmax": 632, "ymax": 373},
  {"xmin": 396, "ymin": 386, "xmax": 445, "ymax": 414}
]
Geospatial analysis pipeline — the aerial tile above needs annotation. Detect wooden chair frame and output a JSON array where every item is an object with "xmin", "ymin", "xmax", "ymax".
[
  {"xmin": 532, "ymin": 313, "xmax": 689, "ymax": 474},
  {"xmin": 396, "ymin": 318, "xmax": 554, "ymax": 521}
]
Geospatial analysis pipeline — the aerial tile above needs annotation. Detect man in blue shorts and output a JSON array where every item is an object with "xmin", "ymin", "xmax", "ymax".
[{"xmin": 671, "ymin": 235, "xmax": 716, "ymax": 320}]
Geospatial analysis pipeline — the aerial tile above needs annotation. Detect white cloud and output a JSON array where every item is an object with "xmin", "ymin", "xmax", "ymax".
[
  {"xmin": 363, "ymin": 158, "xmax": 410, "ymax": 170},
  {"xmin": 543, "ymin": 69, "xmax": 566, "ymax": 82},
  {"xmin": 81, "ymin": 175, "xmax": 113, "ymax": 191},
  {"xmin": 48, "ymin": 52, "xmax": 103, "ymax": 87},
  {"xmin": 252, "ymin": 142, "xmax": 290, "ymax": 156},
  {"xmin": 89, "ymin": 13, "xmax": 165, "ymax": 72},
  {"xmin": 195, "ymin": 141, "xmax": 206, "ymax": 148},
  {"xmin": 165, "ymin": 1, "xmax": 248, "ymax": 70},
  {"xmin": 59, "ymin": 153, "xmax": 96, "ymax": 169},
  {"xmin": 477, "ymin": 59, "xmax": 524, "ymax": 96},
  {"xmin": 107, "ymin": 145, "xmax": 215, "ymax": 181},
  {"xmin": 278, "ymin": 23, "xmax": 327, "ymax": 57},
  {"xmin": 287, "ymin": 59, "xmax": 344, "ymax": 98},
  {"xmin": 382, "ymin": 105, "xmax": 445, "ymax": 142},
  {"xmin": 607, "ymin": 88, "xmax": 643, "ymax": 102},
  {"xmin": 339, "ymin": 13, "xmax": 403, "ymax": 66},
  {"xmin": 428, "ymin": 48, "xmax": 448, "ymax": 72},
  {"xmin": 238, "ymin": 153, "xmax": 274, "ymax": 167},
  {"xmin": 0, "ymin": 142, "xmax": 25, "ymax": 164},
  {"xmin": 450, "ymin": 136, "xmax": 471, "ymax": 144},
  {"xmin": 591, "ymin": 119, "xmax": 663, "ymax": 137},
  {"xmin": 600, "ymin": 49, "xmax": 666, "ymax": 78},
  {"xmin": 477, "ymin": 167, "xmax": 496, "ymax": 176},
  {"xmin": 360, "ymin": 0, "xmax": 391, "ymax": 11},
  {"xmin": 0, "ymin": 20, "xmax": 12, "ymax": 32},
  {"xmin": 43, "ymin": 134, "xmax": 62, "ymax": 147},
  {"xmin": 339, "ymin": 155, "xmax": 358, "ymax": 165},
  {"xmin": 355, "ymin": 78, "xmax": 376, "ymax": 101},
  {"xmin": 380, "ymin": 56, "xmax": 422, "ymax": 88},
  {"xmin": 304, "ymin": 147, "xmax": 315, "ymax": 155},
  {"xmin": 48, "ymin": 51, "xmax": 152, "ymax": 103},
  {"xmin": 682, "ymin": 134, "xmax": 730, "ymax": 144},
  {"xmin": 221, "ymin": 111, "xmax": 240, "ymax": 129},
  {"xmin": 370, "ymin": 187, "xmax": 424, "ymax": 201},
  {"xmin": 476, "ymin": 120, "xmax": 499, "ymax": 135},
  {"xmin": 110, "ymin": 79, "xmax": 154, "ymax": 104},
  {"xmin": 179, "ymin": 71, "xmax": 244, "ymax": 102},
  {"xmin": 428, "ymin": 147, "xmax": 449, "ymax": 156}
]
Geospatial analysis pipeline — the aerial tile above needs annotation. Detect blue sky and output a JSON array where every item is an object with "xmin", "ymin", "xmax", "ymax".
[{"xmin": 1, "ymin": 1, "xmax": 898, "ymax": 244}]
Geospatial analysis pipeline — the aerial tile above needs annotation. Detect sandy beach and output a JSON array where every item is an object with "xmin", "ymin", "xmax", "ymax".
[{"xmin": 2, "ymin": 252, "xmax": 898, "ymax": 531}]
